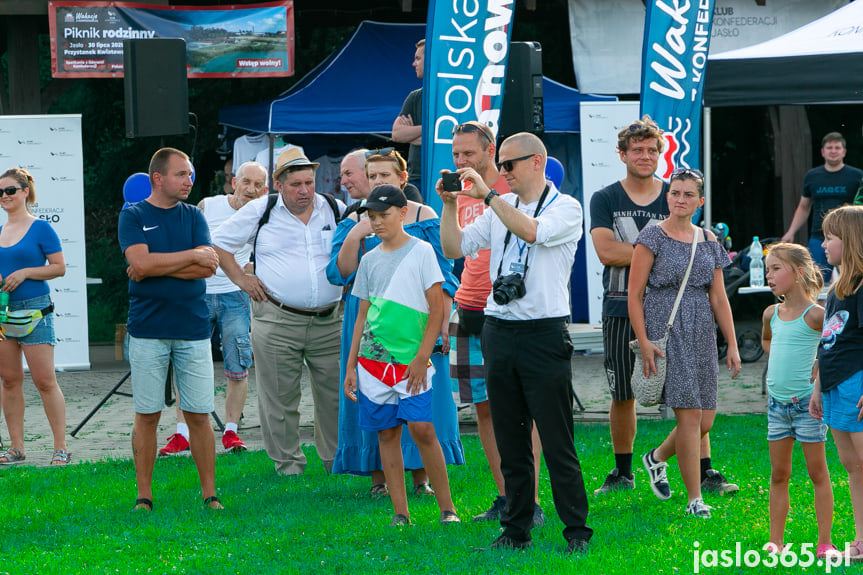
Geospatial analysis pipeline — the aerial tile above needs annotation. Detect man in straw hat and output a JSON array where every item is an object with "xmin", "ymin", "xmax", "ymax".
[{"xmin": 213, "ymin": 148, "xmax": 346, "ymax": 475}]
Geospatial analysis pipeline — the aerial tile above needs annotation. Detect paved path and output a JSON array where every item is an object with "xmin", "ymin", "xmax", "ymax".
[{"xmin": 2, "ymin": 344, "xmax": 768, "ymax": 468}]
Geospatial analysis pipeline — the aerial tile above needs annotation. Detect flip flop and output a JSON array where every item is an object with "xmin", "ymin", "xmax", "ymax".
[{"xmin": 0, "ymin": 447, "xmax": 24, "ymax": 465}]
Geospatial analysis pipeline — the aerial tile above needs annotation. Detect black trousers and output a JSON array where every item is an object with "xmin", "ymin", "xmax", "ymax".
[{"xmin": 482, "ymin": 316, "xmax": 592, "ymax": 543}]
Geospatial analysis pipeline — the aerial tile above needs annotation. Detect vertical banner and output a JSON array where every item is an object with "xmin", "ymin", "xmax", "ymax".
[
  {"xmin": 580, "ymin": 101, "xmax": 640, "ymax": 325},
  {"xmin": 421, "ymin": 0, "xmax": 516, "ymax": 213},
  {"xmin": 0, "ymin": 115, "xmax": 90, "ymax": 370},
  {"xmin": 640, "ymin": 0, "xmax": 716, "ymax": 177}
]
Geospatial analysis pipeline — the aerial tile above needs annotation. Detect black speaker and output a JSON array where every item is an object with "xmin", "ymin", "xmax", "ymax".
[
  {"xmin": 124, "ymin": 38, "xmax": 189, "ymax": 138},
  {"xmin": 499, "ymin": 41, "xmax": 544, "ymax": 140}
]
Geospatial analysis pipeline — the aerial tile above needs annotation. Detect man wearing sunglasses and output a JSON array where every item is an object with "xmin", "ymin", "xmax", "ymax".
[
  {"xmin": 443, "ymin": 122, "xmax": 545, "ymax": 527},
  {"xmin": 392, "ymin": 39, "xmax": 425, "ymax": 192},
  {"xmin": 590, "ymin": 117, "xmax": 737, "ymax": 499},
  {"xmin": 439, "ymin": 132, "xmax": 592, "ymax": 554}
]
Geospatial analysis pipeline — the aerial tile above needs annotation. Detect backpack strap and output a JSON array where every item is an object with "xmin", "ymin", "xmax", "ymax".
[
  {"xmin": 250, "ymin": 193, "xmax": 279, "ymax": 269},
  {"xmin": 321, "ymin": 193, "xmax": 343, "ymax": 223}
]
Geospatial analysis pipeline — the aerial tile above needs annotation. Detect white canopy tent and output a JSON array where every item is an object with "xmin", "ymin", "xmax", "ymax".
[{"xmin": 701, "ymin": 0, "xmax": 863, "ymax": 225}]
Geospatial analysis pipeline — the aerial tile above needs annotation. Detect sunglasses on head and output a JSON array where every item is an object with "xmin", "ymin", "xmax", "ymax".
[
  {"xmin": 0, "ymin": 186, "xmax": 23, "ymax": 197},
  {"xmin": 496, "ymin": 154, "xmax": 535, "ymax": 173},
  {"xmin": 671, "ymin": 167, "xmax": 704, "ymax": 179},
  {"xmin": 365, "ymin": 147, "xmax": 395, "ymax": 159},
  {"xmin": 625, "ymin": 119, "xmax": 659, "ymax": 133},
  {"xmin": 452, "ymin": 122, "xmax": 493, "ymax": 145}
]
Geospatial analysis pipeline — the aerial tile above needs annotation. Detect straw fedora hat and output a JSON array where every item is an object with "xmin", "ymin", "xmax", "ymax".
[{"xmin": 272, "ymin": 148, "xmax": 319, "ymax": 180}]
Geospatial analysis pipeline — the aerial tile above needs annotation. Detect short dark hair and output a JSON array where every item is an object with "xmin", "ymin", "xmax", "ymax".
[
  {"xmin": 149, "ymin": 147, "xmax": 189, "ymax": 184},
  {"xmin": 822, "ymin": 132, "xmax": 846, "ymax": 148}
]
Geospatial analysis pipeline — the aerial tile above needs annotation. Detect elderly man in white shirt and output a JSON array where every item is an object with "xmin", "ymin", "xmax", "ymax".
[
  {"xmin": 438, "ymin": 132, "xmax": 593, "ymax": 555},
  {"xmin": 213, "ymin": 148, "xmax": 345, "ymax": 476}
]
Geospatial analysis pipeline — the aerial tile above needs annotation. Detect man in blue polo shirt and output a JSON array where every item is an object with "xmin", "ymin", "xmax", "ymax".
[{"xmin": 118, "ymin": 147, "xmax": 223, "ymax": 511}]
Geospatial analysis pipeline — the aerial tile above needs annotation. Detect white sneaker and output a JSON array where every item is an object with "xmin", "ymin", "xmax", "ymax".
[{"xmin": 686, "ymin": 497, "xmax": 713, "ymax": 518}]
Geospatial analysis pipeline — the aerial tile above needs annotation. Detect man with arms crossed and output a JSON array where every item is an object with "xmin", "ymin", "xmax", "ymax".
[
  {"xmin": 119, "ymin": 147, "xmax": 223, "ymax": 510},
  {"xmin": 392, "ymin": 39, "xmax": 425, "ymax": 192},
  {"xmin": 440, "ymin": 132, "xmax": 591, "ymax": 553},
  {"xmin": 158, "ymin": 161, "xmax": 269, "ymax": 456}
]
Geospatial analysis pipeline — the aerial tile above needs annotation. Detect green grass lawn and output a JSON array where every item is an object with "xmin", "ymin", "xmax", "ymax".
[{"xmin": 2, "ymin": 414, "xmax": 855, "ymax": 574}]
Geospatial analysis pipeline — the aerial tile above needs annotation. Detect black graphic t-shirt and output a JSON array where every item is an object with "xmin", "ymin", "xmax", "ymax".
[
  {"xmin": 590, "ymin": 181, "xmax": 669, "ymax": 318},
  {"xmin": 802, "ymin": 165, "xmax": 863, "ymax": 239},
  {"xmin": 818, "ymin": 283, "xmax": 863, "ymax": 392}
]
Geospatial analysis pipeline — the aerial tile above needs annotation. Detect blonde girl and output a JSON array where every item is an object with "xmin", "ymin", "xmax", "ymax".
[{"xmin": 761, "ymin": 243, "xmax": 835, "ymax": 557}]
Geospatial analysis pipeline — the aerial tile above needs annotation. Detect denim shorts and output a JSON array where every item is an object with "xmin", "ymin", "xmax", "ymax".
[
  {"xmin": 823, "ymin": 371, "xmax": 863, "ymax": 433},
  {"xmin": 767, "ymin": 394, "xmax": 828, "ymax": 443},
  {"xmin": 206, "ymin": 291, "xmax": 252, "ymax": 379},
  {"xmin": 7, "ymin": 294, "xmax": 55, "ymax": 346},
  {"xmin": 128, "ymin": 335, "xmax": 215, "ymax": 414}
]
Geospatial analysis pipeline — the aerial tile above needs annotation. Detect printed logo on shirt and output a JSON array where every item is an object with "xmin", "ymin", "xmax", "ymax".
[
  {"xmin": 143, "ymin": 225, "xmax": 159, "ymax": 232},
  {"xmin": 821, "ymin": 310, "xmax": 849, "ymax": 350}
]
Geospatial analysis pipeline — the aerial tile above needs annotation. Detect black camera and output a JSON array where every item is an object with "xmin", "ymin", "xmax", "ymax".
[{"xmin": 492, "ymin": 273, "xmax": 526, "ymax": 305}]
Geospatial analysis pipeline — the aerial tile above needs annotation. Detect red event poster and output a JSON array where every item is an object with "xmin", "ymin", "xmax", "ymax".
[{"xmin": 49, "ymin": 0, "xmax": 294, "ymax": 78}]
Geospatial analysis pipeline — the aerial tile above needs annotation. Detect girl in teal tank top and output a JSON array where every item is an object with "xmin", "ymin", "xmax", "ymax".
[{"xmin": 761, "ymin": 243, "xmax": 836, "ymax": 557}]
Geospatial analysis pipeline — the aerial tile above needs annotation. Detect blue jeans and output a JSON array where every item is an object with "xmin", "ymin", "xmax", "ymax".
[
  {"xmin": 767, "ymin": 394, "xmax": 827, "ymax": 443},
  {"xmin": 206, "ymin": 291, "xmax": 252, "ymax": 379}
]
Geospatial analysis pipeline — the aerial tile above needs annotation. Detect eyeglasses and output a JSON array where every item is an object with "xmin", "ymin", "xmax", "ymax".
[
  {"xmin": 497, "ymin": 154, "xmax": 535, "ymax": 172},
  {"xmin": 365, "ymin": 147, "xmax": 395, "ymax": 159},
  {"xmin": 0, "ymin": 186, "xmax": 23, "ymax": 197},
  {"xmin": 452, "ymin": 122, "xmax": 493, "ymax": 145},
  {"xmin": 671, "ymin": 167, "xmax": 704, "ymax": 179}
]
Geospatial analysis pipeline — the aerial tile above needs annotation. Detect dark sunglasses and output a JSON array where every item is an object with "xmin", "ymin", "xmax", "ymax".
[
  {"xmin": 497, "ymin": 154, "xmax": 535, "ymax": 172},
  {"xmin": 452, "ymin": 122, "xmax": 493, "ymax": 144},
  {"xmin": 0, "ymin": 186, "xmax": 23, "ymax": 197},
  {"xmin": 365, "ymin": 147, "xmax": 395, "ymax": 159},
  {"xmin": 626, "ymin": 119, "xmax": 659, "ymax": 133},
  {"xmin": 671, "ymin": 167, "xmax": 704, "ymax": 179}
]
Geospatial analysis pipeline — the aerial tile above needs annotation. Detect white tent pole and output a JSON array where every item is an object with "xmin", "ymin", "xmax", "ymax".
[{"xmin": 703, "ymin": 106, "xmax": 712, "ymax": 228}]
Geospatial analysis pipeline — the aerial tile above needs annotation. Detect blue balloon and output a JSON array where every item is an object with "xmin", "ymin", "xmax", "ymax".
[
  {"xmin": 123, "ymin": 172, "xmax": 151, "ymax": 204},
  {"xmin": 545, "ymin": 156, "xmax": 565, "ymax": 189}
]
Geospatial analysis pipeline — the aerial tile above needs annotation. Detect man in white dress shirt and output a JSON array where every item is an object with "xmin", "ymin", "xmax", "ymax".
[
  {"xmin": 213, "ymin": 148, "xmax": 345, "ymax": 475},
  {"xmin": 439, "ymin": 132, "xmax": 592, "ymax": 554}
]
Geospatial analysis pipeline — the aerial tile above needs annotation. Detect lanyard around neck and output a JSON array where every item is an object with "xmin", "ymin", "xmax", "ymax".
[{"xmin": 496, "ymin": 185, "xmax": 550, "ymax": 278}]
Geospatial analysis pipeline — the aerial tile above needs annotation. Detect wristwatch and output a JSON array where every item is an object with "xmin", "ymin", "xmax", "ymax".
[{"xmin": 484, "ymin": 189, "xmax": 499, "ymax": 206}]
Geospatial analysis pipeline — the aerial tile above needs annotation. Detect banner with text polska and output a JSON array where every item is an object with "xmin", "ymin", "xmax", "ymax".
[
  {"xmin": 639, "ymin": 0, "xmax": 716, "ymax": 177},
  {"xmin": 421, "ymin": 0, "xmax": 515, "ymax": 213},
  {"xmin": 48, "ymin": 0, "xmax": 294, "ymax": 79}
]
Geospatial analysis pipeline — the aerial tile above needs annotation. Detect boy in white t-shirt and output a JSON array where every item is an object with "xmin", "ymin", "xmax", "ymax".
[{"xmin": 344, "ymin": 185, "xmax": 460, "ymax": 526}]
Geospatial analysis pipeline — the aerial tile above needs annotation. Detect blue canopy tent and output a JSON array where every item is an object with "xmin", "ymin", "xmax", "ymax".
[{"xmin": 218, "ymin": 20, "xmax": 616, "ymax": 322}]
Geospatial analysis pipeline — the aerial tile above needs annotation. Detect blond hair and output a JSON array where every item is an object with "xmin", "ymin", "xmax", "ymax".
[
  {"xmin": 765, "ymin": 242, "xmax": 823, "ymax": 302},
  {"xmin": 821, "ymin": 205, "xmax": 863, "ymax": 299}
]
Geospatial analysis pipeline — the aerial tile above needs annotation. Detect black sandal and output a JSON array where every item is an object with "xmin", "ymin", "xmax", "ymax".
[
  {"xmin": 203, "ymin": 496, "xmax": 222, "ymax": 508},
  {"xmin": 134, "ymin": 498, "xmax": 153, "ymax": 511}
]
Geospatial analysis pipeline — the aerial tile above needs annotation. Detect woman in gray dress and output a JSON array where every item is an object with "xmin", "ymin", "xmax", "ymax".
[{"xmin": 628, "ymin": 169, "xmax": 741, "ymax": 518}]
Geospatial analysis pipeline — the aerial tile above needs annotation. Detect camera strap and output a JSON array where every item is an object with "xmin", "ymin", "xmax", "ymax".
[{"xmin": 496, "ymin": 185, "xmax": 550, "ymax": 278}]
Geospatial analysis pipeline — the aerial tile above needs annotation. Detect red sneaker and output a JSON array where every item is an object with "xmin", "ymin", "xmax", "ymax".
[
  {"xmin": 222, "ymin": 430, "xmax": 247, "ymax": 453},
  {"xmin": 158, "ymin": 433, "xmax": 190, "ymax": 457}
]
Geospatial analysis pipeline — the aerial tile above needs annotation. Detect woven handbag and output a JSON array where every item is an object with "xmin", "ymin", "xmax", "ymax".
[{"xmin": 630, "ymin": 227, "xmax": 699, "ymax": 407}]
